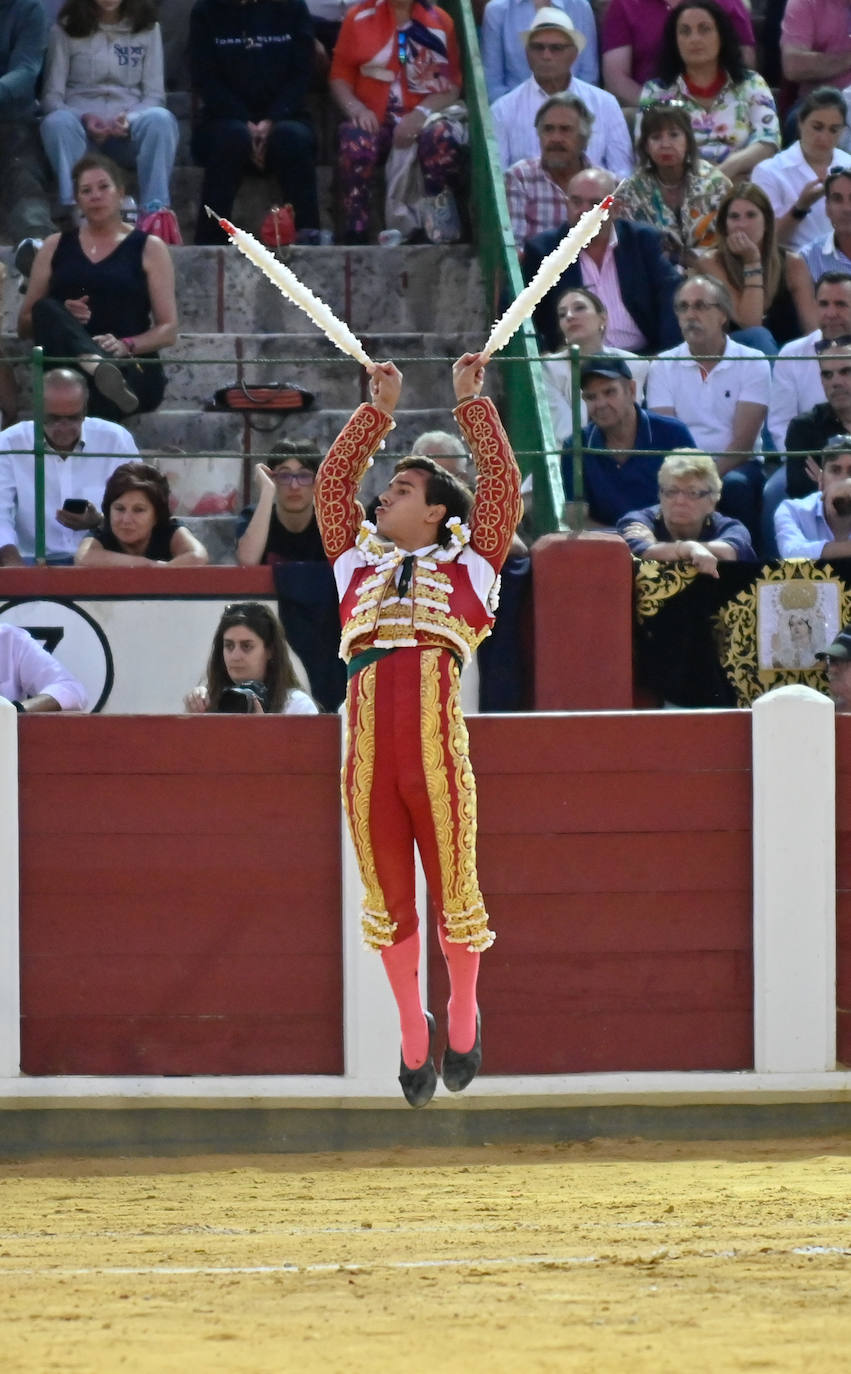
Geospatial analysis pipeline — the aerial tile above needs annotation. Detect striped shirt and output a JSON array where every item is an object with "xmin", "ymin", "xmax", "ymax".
[
  {"xmin": 504, "ymin": 157, "xmax": 572, "ymax": 250},
  {"xmin": 579, "ymin": 227, "xmax": 646, "ymax": 351},
  {"xmin": 799, "ymin": 232, "xmax": 851, "ymax": 285}
]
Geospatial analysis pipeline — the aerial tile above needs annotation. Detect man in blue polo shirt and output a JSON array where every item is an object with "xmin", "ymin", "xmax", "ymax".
[{"xmin": 561, "ymin": 357, "xmax": 696, "ymax": 527}]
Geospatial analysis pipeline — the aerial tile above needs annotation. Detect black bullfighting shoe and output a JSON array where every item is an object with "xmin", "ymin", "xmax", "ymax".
[
  {"xmin": 398, "ymin": 1011, "xmax": 437, "ymax": 1108},
  {"xmin": 441, "ymin": 1008, "xmax": 482, "ymax": 1093}
]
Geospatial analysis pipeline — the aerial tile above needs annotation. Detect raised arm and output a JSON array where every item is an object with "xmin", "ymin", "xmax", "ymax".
[
  {"xmin": 451, "ymin": 352, "xmax": 522, "ymax": 572},
  {"xmin": 314, "ymin": 362, "xmax": 400, "ymax": 560}
]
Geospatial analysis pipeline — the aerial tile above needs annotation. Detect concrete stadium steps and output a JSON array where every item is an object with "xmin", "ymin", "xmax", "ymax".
[
  {"xmin": 3, "ymin": 327, "xmax": 489, "ymax": 413},
  {"xmin": 126, "ymin": 407, "xmax": 461, "ymax": 515},
  {"xmin": 149, "ymin": 330, "xmax": 488, "ymax": 409},
  {"xmin": 1, "ymin": 244, "xmax": 486, "ymax": 340},
  {"xmin": 0, "ymin": 240, "xmax": 491, "ymax": 516}
]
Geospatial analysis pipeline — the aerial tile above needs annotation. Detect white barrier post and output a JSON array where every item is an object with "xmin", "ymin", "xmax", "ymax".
[
  {"xmin": 752, "ymin": 685, "xmax": 836, "ymax": 1072},
  {"xmin": 0, "ymin": 699, "xmax": 20, "ymax": 1077},
  {"xmin": 339, "ymin": 715, "xmax": 424, "ymax": 1087}
]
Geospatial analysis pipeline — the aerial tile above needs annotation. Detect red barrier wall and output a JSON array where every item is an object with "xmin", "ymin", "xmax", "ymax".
[
  {"xmin": 836, "ymin": 715, "xmax": 851, "ymax": 1065},
  {"xmin": 18, "ymin": 716, "xmax": 343, "ymax": 1075},
  {"xmin": 17, "ymin": 710, "xmax": 754, "ymax": 1078},
  {"xmin": 430, "ymin": 712, "xmax": 754, "ymax": 1073},
  {"xmin": 532, "ymin": 534, "xmax": 635, "ymax": 711}
]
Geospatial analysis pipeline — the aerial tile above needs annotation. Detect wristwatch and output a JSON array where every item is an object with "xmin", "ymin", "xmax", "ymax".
[{"xmin": 790, "ymin": 205, "xmax": 810, "ymax": 220}]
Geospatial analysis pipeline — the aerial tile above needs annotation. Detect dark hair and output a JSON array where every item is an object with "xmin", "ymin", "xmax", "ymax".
[
  {"xmin": 715, "ymin": 181, "xmax": 781, "ymax": 302},
  {"xmin": 820, "ymin": 434, "xmax": 851, "ymax": 465},
  {"xmin": 657, "ymin": 0, "xmax": 747, "ymax": 87},
  {"xmin": 393, "ymin": 456, "xmax": 473, "ymax": 545},
  {"xmin": 102, "ymin": 462, "xmax": 171, "ymax": 530},
  {"xmin": 206, "ymin": 602, "xmax": 301, "ymax": 714},
  {"xmin": 71, "ymin": 152, "xmax": 126, "ymax": 196},
  {"xmin": 534, "ymin": 93, "xmax": 593, "ymax": 143},
  {"xmin": 637, "ymin": 103, "xmax": 700, "ymax": 175},
  {"xmin": 59, "ymin": 0, "xmax": 158, "ymax": 37},
  {"xmin": 265, "ymin": 437, "xmax": 322, "ymax": 476},
  {"xmin": 825, "ymin": 166, "xmax": 851, "ymax": 198},
  {"xmin": 555, "ymin": 285, "xmax": 606, "ymax": 316},
  {"xmin": 797, "ymin": 86, "xmax": 847, "ymax": 131},
  {"xmin": 815, "ymin": 270, "xmax": 851, "ymax": 293}
]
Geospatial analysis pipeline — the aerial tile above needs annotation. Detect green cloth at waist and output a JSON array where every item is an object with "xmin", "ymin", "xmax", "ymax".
[{"xmin": 347, "ymin": 644, "xmax": 463, "ymax": 680}]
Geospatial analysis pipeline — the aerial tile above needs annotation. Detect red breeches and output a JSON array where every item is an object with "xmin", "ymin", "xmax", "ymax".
[{"xmin": 342, "ymin": 647, "xmax": 494, "ymax": 953}]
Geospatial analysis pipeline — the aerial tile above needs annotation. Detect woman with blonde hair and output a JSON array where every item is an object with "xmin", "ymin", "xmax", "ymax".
[
  {"xmin": 701, "ymin": 182, "xmax": 816, "ymax": 347},
  {"xmin": 616, "ymin": 449, "xmax": 756, "ymax": 574}
]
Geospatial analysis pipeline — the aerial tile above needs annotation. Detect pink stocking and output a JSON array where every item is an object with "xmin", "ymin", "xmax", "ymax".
[
  {"xmin": 381, "ymin": 930, "xmax": 430, "ymax": 1067},
  {"xmin": 437, "ymin": 925, "xmax": 480, "ymax": 1053}
]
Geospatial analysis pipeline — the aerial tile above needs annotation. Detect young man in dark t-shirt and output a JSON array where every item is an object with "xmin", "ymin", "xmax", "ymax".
[{"xmin": 235, "ymin": 439, "xmax": 325, "ymax": 565}]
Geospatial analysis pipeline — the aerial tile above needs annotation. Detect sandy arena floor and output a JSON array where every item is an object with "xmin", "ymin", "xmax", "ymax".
[{"xmin": 1, "ymin": 1137, "xmax": 850, "ymax": 1372}]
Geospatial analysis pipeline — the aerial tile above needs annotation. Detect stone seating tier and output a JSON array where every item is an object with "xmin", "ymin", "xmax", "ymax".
[{"xmin": 0, "ymin": 246, "xmax": 497, "ymax": 516}]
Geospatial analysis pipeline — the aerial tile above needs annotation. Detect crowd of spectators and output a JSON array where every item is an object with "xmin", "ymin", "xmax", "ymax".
[
  {"xmin": 5, "ymin": 0, "xmax": 851, "ymax": 714},
  {"xmin": 495, "ymin": 0, "xmax": 851, "ymax": 567}
]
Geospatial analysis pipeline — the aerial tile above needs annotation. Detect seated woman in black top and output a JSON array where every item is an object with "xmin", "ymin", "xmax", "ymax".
[
  {"xmin": 75, "ymin": 462, "xmax": 208, "ymax": 567},
  {"xmin": 18, "ymin": 153, "xmax": 178, "ymax": 420}
]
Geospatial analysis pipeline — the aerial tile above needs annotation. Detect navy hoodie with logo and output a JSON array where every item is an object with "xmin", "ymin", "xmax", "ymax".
[
  {"xmin": 0, "ymin": 0, "xmax": 47, "ymax": 120},
  {"xmin": 190, "ymin": 0, "xmax": 314, "ymax": 125}
]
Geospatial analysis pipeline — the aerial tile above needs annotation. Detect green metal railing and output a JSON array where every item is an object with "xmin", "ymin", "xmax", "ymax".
[{"xmin": 448, "ymin": 0, "xmax": 564, "ymax": 534}]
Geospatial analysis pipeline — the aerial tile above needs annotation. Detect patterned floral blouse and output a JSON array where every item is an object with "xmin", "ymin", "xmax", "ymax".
[
  {"xmin": 615, "ymin": 160, "xmax": 732, "ymax": 264},
  {"xmin": 637, "ymin": 71, "xmax": 780, "ymax": 167}
]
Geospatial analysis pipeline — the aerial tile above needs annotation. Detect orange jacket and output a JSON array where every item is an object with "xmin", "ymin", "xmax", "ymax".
[{"xmin": 331, "ymin": 0, "xmax": 461, "ymax": 121}]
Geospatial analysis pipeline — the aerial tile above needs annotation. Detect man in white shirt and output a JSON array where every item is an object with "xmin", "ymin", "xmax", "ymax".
[
  {"xmin": 490, "ymin": 7, "xmax": 633, "ymax": 179},
  {"xmin": 768, "ymin": 272, "xmax": 851, "ymax": 447},
  {"xmin": 0, "ymin": 368, "xmax": 138, "ymax": 564},
  {"xmin": 482, "ymin": 0, "xmax": 599, "ymax": 98},
  {"xmin": 0, "ymin": 623, "xmax": 87, "ymax": 712},
  {"xmin": 647, "ymin": 275, "xmax": 771, "ymax": 538}
]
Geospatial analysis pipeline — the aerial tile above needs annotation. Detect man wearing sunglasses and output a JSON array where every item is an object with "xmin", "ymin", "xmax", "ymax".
[
  {"xmin": 236, "ymin": 439, "xmax": 325, "ymax": 566},
  {"xmin": 490, "ymin": 7, "xmax": 632, "ymax": 178},
  {"xmin": 0, "ymin": 367, "xmax": 137, "ymax": 565}
]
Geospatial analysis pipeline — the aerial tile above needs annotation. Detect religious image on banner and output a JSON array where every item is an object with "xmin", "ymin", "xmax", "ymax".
[
  {"xmin": 633, "ymin": 558, "xmax": 851, "ymax": 708},
  {"xmin": 716, "ymin": 562, "xmax": 851, "ymax": 706},
  {"xmin": 758, "ymin": 577, "xmax": 838, "ymax": 672}
]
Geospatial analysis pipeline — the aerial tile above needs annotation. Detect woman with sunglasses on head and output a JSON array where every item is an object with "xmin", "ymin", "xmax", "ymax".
[
  {"xmin": 638, "ymin": 0, "xmax": 779, "ymax": 181},
  {"xmin": 329, "ymin": 0, "xmax": 464, "ymax": 244},
  {"xmin": 615, "ymin": 102, "xmax": 731, "ymax": 267},
  {"xmin": 184, "ymin": 601, "xmax": 318, "ymax": 714},
  {"xmin": 236, "ymin": 441, "xmax": 325, "ymax": 566}
]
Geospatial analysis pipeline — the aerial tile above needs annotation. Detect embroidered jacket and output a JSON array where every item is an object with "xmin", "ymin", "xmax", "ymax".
[{"xmin": 315, "ymin": 396, "xmax": 522, "ymax": 664}]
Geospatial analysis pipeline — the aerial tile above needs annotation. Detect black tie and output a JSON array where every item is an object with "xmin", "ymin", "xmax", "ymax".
[{"xmin": 397, "ymin": 554, "xmax": 415, "ymax": 599}]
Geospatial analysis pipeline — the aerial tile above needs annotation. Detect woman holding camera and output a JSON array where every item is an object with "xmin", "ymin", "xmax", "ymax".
[{"xmin": 184, "ymin": 601, "xmax": 318, "ymax": 715}]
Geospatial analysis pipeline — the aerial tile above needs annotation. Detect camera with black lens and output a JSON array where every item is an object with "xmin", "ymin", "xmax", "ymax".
[{"xmin": 218, "ymin": 680, "xmax": 270, "ymax": 714}]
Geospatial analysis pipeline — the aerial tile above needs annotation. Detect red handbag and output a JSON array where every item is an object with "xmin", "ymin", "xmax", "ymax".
[
  {"xmin": 260, "ymin": 205, "xmax": 296, "ymax": 251},
  {"xmin": 136, "ymin": 207, "xmax": 183, "ymax": 245}
]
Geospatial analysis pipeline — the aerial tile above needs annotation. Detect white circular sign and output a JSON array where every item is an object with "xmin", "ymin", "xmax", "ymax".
[{"xmin": 0, "ymin": 599, "xmax": 113, "ymax": 713}]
